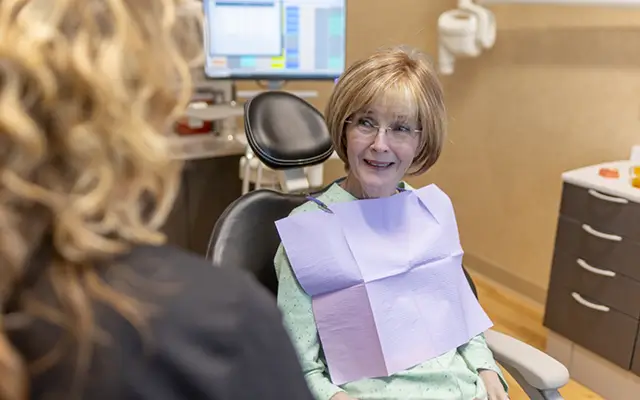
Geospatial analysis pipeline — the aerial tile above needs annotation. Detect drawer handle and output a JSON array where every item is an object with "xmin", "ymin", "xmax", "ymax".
[
  {"xmin": 576, "ymin": 258, "xmax": 616, "ymax": 277},
  {"xmin": 581, "ymin": 224, "xmax": 622, "ymax": 242},
  {"xmin": 571, "ymin": 292, "xmax": 610, "ymax": 312},
  {"xmin": 588, "ymin": 189, "xmax": 628, "ymax": 204}
]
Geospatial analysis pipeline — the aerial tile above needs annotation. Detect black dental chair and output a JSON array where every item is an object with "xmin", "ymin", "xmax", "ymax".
[{"xmin": 205, "ymin": 91, "xmax": 569, "ymax": 400}]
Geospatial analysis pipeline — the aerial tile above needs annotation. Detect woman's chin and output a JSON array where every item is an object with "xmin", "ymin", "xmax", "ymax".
[{"xmin": 360, "ymin": 181, "xmax": 397, "ymax": 198}]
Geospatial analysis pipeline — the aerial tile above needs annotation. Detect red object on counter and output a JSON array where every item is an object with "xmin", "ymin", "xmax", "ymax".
[
  {"xmin": 598, "ymin": 167, "xmax": 620, "ymax": 179},
  {"xmin": 174, "ymin": 93, "xmax": 217, "ymax": 135},
  {"xmin": 175, "ymin": 116, "xmax": 213, "ymax": 135}
]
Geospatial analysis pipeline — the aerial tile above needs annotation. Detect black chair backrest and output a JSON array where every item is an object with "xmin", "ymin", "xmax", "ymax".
[
  {"xmin": 206, "ymin": 189, "xmax": 308, "ymax": 295},
  {"xmin": 206, "ymin": 91, "xmax": 334, "ymax": 295},
  {"xmin": 207, "ymin": 91, "xmax": 478, "ymax": 299}
]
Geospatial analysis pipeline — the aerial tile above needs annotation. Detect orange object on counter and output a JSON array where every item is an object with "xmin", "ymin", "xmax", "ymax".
[
  {"xmin": 174, "ymin": 92, "xmax": 220, "ymax": 135},
  {"xmin": 174, "ymin": 116, "xmax": 213, "ymax": 135},
  {"xmin": 598, "ymin": 167, "xmax": 620, "ymax": 179},
  {"xmin": 632, "ymin": 176, "xmax": 640, "ymax": 189}
]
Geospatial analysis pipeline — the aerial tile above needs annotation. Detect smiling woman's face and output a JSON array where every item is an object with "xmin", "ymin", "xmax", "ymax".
[{"xmin": 343, "ymin": 100, "xmax": 422, "ymax": 199}]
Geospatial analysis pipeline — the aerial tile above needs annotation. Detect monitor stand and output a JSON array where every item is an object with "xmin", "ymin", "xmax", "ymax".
[
  {"xmin": 266, "ymin": 80, "xmax": 286, "ymax": 90},
  {"xmin": 231, "ymin": 80, "xmax": 319, "ymax": 101}
]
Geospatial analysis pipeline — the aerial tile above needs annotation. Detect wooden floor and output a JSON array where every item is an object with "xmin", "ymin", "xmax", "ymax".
[{"xmin": 471, "ymin": 271, "xmax": 603, "ymax": 400}]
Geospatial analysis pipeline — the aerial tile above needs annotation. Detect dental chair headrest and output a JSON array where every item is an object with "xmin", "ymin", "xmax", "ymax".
[{"xmin": 243, "ymin": 91, "xmax": 334, "ymax": 170}]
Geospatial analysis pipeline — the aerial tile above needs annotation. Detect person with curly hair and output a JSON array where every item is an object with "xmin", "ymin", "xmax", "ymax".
[{"xmin": 0, "ymin": 1, "xmax": 314, "ymax": 399}]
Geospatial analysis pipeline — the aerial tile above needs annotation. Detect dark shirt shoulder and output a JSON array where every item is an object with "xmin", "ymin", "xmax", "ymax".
[{"xmin": 10, "ymin": 245, "xmax": 313, "ymax": 400}]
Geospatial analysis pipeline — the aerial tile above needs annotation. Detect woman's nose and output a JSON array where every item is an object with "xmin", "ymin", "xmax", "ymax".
[{"xmin": 370, "ymin": 129, "xmax": 390, "ymax": 152}]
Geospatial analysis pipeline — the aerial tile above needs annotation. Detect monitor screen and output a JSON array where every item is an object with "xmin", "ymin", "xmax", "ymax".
[{"xmin": 203, "ymin": 0, "xmax": 346, "ymax": 80}]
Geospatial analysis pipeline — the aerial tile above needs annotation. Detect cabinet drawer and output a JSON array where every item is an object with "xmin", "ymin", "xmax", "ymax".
[
  {"xmin": 560, "ymin": 182, "xmax": 640, "ymax": 241},
  {"xmin": 549, "ymin": 250, "xmax": 640, "ymax": 319},
  {"xmin": 543, "ymin": 282, "xmax": 639, "ymax": 369},
  {"xmin": 632, "ymin": 331, "xmax": 640, "ymax": 377},
  {"xmin": 554, "ymin": 216, "xmax": 640, "ymax": 282}
]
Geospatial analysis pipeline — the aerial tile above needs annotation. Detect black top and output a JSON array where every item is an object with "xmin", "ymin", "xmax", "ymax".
[{"xmin": 8, "ymin": 244, "xmax": 314, "ymax": 400}]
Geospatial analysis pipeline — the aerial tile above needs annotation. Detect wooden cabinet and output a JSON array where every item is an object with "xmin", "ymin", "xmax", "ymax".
[
  {"xmin": 544, "ymin": 182, "xmax": 640, "ymax": 370},
  {"xmin": 162, "ymin": 171, "xmax": 191, "ymax": 250},
  {"xmin": 632, "ymin": 333, "xmax": 640, "ymax": 376},
  {"xmin": 161, "ymin": 155, "xmax": 243, "ymax": 257},
  {"xmin": 543, "ymin": 161, "xmax": 640, "ymax": 399}
]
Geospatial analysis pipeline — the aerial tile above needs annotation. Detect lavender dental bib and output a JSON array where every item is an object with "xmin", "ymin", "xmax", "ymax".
[{"xmin": 275, "ymin": 184, "xmax": 493, "ymax": 385}]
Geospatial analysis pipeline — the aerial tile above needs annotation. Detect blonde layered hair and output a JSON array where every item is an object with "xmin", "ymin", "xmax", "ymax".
[
  {"xmin": 325, "ymin": 46, "xmax": 447, "ymax": 175},
  {"xmin": 0, "ymin": 0, "xmax": 202, "ymax": 399}
]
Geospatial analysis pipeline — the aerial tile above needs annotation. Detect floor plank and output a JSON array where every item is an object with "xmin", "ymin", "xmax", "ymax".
[{"xmin": 471, "ymin": 271, "xmax": 603, "ymax": 400}]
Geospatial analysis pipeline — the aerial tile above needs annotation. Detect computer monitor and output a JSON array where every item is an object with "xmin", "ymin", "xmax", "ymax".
[{"xmin": 203, "ymin": 0, "xmax": 346, "ymax": 80}]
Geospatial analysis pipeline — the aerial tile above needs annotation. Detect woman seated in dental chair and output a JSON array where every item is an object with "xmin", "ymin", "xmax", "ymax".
[{"xmin": 274, "ymin": 46, "xmax": 510, "ymax": 400}]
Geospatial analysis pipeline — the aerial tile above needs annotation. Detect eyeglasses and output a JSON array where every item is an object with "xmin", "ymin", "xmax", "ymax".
[{"xmin": 345, "ymin": 116, "xmax": 422, "ymax": 143}]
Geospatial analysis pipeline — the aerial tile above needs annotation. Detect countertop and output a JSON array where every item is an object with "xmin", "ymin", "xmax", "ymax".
[
  {"xmin": 169, "ymin": 133, "xmax": 246, "ymax": 160},
  {"xmin": 562, "ymin": 160, "xmax": 640, "ymax": 203}
]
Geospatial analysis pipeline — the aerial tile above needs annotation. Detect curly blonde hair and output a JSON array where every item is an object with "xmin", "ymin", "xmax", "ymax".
[{"xmin": 0, "ymin": 0, "xmax": 203, "ymax": 398}]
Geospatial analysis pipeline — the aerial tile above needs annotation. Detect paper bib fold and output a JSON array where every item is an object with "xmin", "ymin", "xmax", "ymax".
[{"xmin": 275, "ymin": 184, "xmax": 493, "ymax": 385}]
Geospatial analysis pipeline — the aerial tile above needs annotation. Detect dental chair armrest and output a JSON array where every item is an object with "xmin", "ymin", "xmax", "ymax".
[{"xmin": 485, "ymin": 329, "xmax": 570, "ymax": 390}]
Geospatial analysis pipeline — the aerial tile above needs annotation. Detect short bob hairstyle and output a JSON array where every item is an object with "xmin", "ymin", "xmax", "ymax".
[{"xmin": 325, "ymin": 45, "xmax": 447, "ymax": 175}]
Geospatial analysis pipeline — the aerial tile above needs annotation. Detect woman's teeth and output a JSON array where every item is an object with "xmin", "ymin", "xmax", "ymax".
[{"xmin": 364, "ymin": 159, "xmax": 393, "ymax": 168}]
